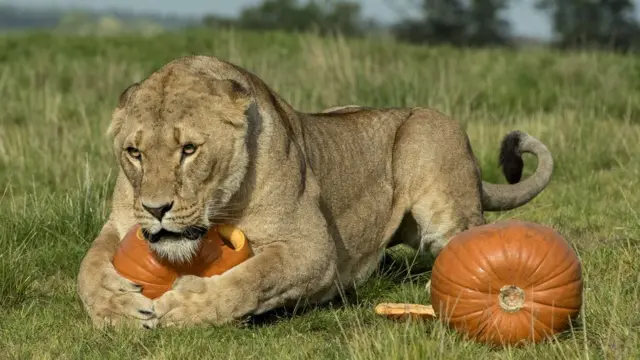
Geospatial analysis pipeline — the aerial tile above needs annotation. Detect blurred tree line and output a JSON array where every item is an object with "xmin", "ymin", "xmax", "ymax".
[
  {"xmin": 202, "ymin": 0, "xmax": 379, "ymax": 37},
  {"xmin": 202, "ymin": 0, "xmax": 640, "ymax": 52}
]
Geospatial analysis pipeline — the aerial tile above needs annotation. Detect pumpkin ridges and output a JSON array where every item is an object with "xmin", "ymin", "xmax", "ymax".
[
  {"xmin": 530, "ymin": 310, "xmax": 578, "ymax": 335},
  {"xmin": 527, "ymin": 304, "xmax": 579, "ymax": 326},
  {"xmin": 530, "ymin": 286, "xmax": 583, "ymax": 309},
  {"xmin": 523, "ymin": 229, "xmax": 575, "ymax": 287},
  {"xmin": 532, "ymin": 300, "xmax": 582, "ymax": 311},
  {"xmin": 504, "ymin": 222, "xmax": 552, "ymax": 274},
  {"xmin": 472, "ymin": 306, "xmax": 504, "ymax": 342},
  {"xmin": 527, "ymin": 256, "xmax": 581, "ymax": 291},
  {"xmin": 520, "ymin": 229, "xmax": 578, "ymax": 288},
  {"xmin": 451, "ymin": 239, "xmax": 522, "ymax": 296},
  {"xmin": 517, "ymin": 311, "xmax": 546, "ymax": 344},
  {"xmin": 529, "ymin": 284, "xmax": 582, "ymax": 318},
  {"xmin": 511, "ymin": 231, "xmax": 534, "ymax": 289},
  {"xmin": 431, "ymin": 250, "xmax": 477, "ymax": 288},
  {"xmin": 528, "ymin": 266, "xmax": 581, "ymax": 293},
  {"xmin": 431, "ymin": 293, "xmax": 481, "ymax": 322},
  {"xmin": 436, "ymin": 239, "xmax": 498, "ymax": 293},
  {"xmin": 447, "ymin": 308, "xmax": 491, "ymax": 323},
  {"xmin": 114, "ymin": 240, "xmax": 165, "ymax": 282},
  {"xmin": 522, "ymin": 240, "xmax": 554, "ymax": 286},
  {"xmin": 514, "ymin": 231, "xmax": 553, "ymax": 286},
  {"xmin": 530, "ymin": 275, "xmax": 583, "ymax": 296},
  {"xmin": 526, "ymin": 279, "xmax": 583, "ymax": 304},
  {"xmin": 114, "ymin": 228, "xmax": 179, "ymax": 282},
  {"xmin": 482, "ymin": 310, "xmax": 536, "ymax": 346},
  {"xmin": 456, "ymin": 234, "xmax": 507, "ymax": 288},
  {"xmin": 498, "ymin": 232, "xmax": 528, "ymax": 284},
  {"xmin": 113, "ymin": 264, "xmax": 161, "ymax": 284},
  {"xmin": 449, "ymin": 315, "xmax": 490, "ymax": 339},
  {"xmin": 430, "ymin": 284, "xmax": 491, "ymax": 307},
  {"xmin": 494, "ymin": 224, "xmax": 546, "ymax": 286},
  {"xmin": 438, "ymin": 306, "xmax": 494, "ymax": 323},
  {"xmin": 520, "ymin": 307, "xmax": 555, "ymax": 334},
  {"xmin": 431, "ymin": 269, "xmax": 496, "ymax": 296},
  {"xmin": 430, "ymin": 291, "xmax": 490, "ymax": 307},
  {"xmin": 459, "ymin": 227, "xmax": 537, "ymax": 293},
  {"xmin": 529, "ymin": 245, "xmax": 575, "ymax": 280},
  {"xmin": 431, "ymin": 266, "xmax": 490, "ymax": 296},
  {"xmin": 488, "ymin": 222, "xmax": 555, "ymax": 290},
  {"xmin": 489, "ymin": 311, "xmax": 521, "ymax": 345},
  {"xmin": 526, "ymin": 317, "xmax": 546, "ymax": 344},
  {"xmin": 120, "ymin": 251, "xmax": 177, "ymax": 283},
  {"xmin": 510, "ymin": 311, "xmax": 539, "ymax": 342},
  {"xmin": 494, "ymin": 230, "xmax": 517, "ymax": 283},
  {"xmin": 122, "ymin": 252, "xmax": 175, "ymax": 281},
  {"xmin": 429, "ymin": 287, "xmax": 493, "ymax": 320},
  {"xmin": 500, "ymin": 315, "xmax": 520, "ymax": 345},
  {"xmin": 449, "ymin": 311, "xmax": 488, "ymax": 336}
]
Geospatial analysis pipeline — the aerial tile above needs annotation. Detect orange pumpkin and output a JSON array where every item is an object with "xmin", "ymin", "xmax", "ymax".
[
  {"xmin": 430, "ymin": 220, "xmax": 583, "ymax": 347},
  {"xmin": 112, "ymin": 224, "xmax": 253, "ymax": 299}
]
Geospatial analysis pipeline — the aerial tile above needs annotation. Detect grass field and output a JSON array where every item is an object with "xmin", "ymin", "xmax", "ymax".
[{"xmin": 0, "ymin": 28, "xmax": 639, "ymax": 359}]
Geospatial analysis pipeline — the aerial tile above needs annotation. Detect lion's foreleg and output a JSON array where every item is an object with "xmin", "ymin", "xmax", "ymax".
[{"xmin": 150, "ymin": 236, "xmax": 337, "ymax": 328}]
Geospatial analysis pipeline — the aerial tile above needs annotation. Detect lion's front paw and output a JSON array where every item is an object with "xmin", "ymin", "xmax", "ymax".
[
  {"xmin": 152, "ymin": 275, "xmax": 228, "ymax": 328},
  {"xmin": 78, "ymin": 264, "xmax": 157, "ymax": 329}
]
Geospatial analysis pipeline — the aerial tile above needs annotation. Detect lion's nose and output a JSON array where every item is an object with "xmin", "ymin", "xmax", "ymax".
[{"xmin": 142, "ymin": 201, "xmax": 174, "ymax": 221}]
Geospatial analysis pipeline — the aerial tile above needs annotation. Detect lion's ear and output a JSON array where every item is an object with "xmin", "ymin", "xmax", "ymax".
[
  {"xmin": 117, "ymin": 82, "xmax": 140, "ymax": 108},
  {"xmin": 207, "ymin": 79, "xmax": 251, "ymax": 103},
  {"xmin": 107, "ymin": 83, "xmax": 139, "ymax": 137},
  {"xmin": 208, "ymin": 79, "xmax": 254, "ymax": 127}
]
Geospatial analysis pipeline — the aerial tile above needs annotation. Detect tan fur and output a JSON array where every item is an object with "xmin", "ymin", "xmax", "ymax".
[{"xmin": 76, "ymin": 55, "xmax": 554, "ymax": 328}]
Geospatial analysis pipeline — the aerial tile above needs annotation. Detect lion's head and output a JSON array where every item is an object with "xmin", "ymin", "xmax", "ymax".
[{"xmin": 108, "ymin": 58, "xmax": 257, "ymax": 263}]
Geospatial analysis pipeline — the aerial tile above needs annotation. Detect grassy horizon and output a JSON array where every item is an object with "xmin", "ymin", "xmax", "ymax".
[{"xmin": 1, "ymin": 28, "xmax": 639, "ymax": 359}]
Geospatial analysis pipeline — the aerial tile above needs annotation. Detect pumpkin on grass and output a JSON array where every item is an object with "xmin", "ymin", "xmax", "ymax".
[
  {"xmin": 112, "ymin": 224, "xmax": 252, "ymax": 299},
  {"xmin": 430, "ymin": 220, "xmax": 583, "ymax": 347}
]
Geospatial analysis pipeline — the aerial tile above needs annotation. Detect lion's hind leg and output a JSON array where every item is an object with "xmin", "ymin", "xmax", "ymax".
[{"xmin": 391, "ymin": 108, "xmax": 486, "ymax": 257}]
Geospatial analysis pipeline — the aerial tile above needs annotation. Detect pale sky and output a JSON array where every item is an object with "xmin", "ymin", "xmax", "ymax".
[{"xmin": 6, "ymin": 0, "xmax": 632, "ymax": 39}]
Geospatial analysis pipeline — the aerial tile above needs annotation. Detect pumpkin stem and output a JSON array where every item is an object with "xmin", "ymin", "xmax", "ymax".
[{"xmin": 498, "ymin": 285, "xmax": 525, "ymax": 312}]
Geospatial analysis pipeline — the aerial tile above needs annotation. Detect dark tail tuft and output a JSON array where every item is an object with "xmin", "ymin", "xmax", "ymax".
[{"xmin": 498, "ymin": 131, "xmax": 524, "ymax": 184}]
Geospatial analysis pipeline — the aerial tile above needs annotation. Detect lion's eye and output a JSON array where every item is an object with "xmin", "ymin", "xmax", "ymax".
[
  {"xmin": 126, "ymin": 146, "xmax": 141, "ymax": 159},
  {"xmin": 182, "ymin": 144, "xmax": 197, "ymax": 156}
]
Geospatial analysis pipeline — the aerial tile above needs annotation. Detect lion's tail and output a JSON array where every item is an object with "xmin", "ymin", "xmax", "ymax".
[{"xmin": 481, "ymin": 131, "xmax": 554, "ymax": 212}]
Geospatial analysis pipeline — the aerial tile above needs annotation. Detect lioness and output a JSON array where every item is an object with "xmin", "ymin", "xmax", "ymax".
[{"xmin": 77, "ymin": 55, "xmax": 553, "ymax": 329}]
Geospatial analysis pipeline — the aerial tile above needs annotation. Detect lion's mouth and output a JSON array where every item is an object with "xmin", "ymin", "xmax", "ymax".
[{"xmin": 141, "ymin": 226, "xmax": 207, "ymax": 243}]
